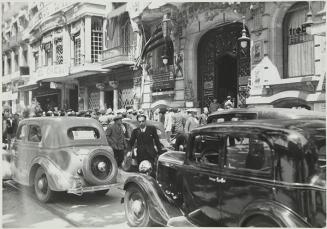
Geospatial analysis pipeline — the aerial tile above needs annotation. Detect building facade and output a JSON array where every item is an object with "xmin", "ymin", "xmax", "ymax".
[
  {"xmin": 2, "ymin": 2, "xmax": 326, "ymax": 114},
  {"xmin": 127, "ymin": 1, "xmax": 326, "ymax": 112}
]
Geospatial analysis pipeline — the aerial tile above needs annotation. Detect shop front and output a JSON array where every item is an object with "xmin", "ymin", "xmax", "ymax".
[{"xmin": 32, "ymin": 82, "xmax": 61, "ymax": 111}]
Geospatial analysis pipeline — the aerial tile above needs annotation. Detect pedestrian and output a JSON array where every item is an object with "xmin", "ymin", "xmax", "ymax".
[
  {"xmin": 5, "ymin": 113, "xmax": 17, "ymax": 149},
  {"xmin": 199, "ymin": 107, "xmax": 209, "ymax": 125},
  {"xmin": 209, "ymin": 98, "xmax": 220, "ymax": 113},
  {"xmin": 153, "ymin": 108, "xmax": 160, "ymax": 122},
  {"xmin": 98, "ymin": 109, "xmax": 108, "ymax": 125},
  {"xmin": 105, "ymin": 114, "xmax": 128, "ymax": 167},
  {"xmin": 164, "ymin": 108, "xmax": 174, "ymax": 142},
  {"xmin": 126, "ymin": 109, "xmax": 134, "ymax": 119},
  {"xmin": 184, "ymin": 109, "xmax": 199, "ymax": 134},
  {"xmin": 129, "ymin": 114, "xmax": 163, "ymax": 176},
  {"xmin": 224, "ymin": 95, "xmax": 234, "ymax": 109},
  {"xmin": 172, "ymin": 108, "xmax": 185, "ymax": 134}
]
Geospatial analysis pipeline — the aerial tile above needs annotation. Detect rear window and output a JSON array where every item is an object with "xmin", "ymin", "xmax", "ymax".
[
  {"xmin": 208, "ymin": 113, "xmax": 257, "ymax": 123},
  {"xmin": 67, "ymin": 127, "xmax": 100, "ymax": 140}
]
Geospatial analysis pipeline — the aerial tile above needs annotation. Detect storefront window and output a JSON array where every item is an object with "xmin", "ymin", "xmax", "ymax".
[{"xmin": 283, "ymin": 2, "xmax": 314, "ymax": 78}]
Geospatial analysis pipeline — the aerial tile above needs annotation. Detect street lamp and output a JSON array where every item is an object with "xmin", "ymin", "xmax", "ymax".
[{"xmin": 238, "ymin": 16, "xmax": 250, "ymax": 49}]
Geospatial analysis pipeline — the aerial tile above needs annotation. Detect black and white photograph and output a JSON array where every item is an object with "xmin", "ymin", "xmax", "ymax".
[{"xmin": 1, "ymin": 1, "xmax": 326, "ymax": 228}]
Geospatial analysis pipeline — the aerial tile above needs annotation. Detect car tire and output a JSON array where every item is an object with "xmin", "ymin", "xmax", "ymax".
[
  {"xmin": 95, "ymin": 189, "xmax": 109, "ymax": 196},
  {"xmin": 245, "ymin": 216, "xmax": 280, "ymax": 227},
  {"xmin": 34, "ymin": 167, "xmax": 55, "ymax": 203},
  {"xmin": 124, "ymin": 185, "xmax": 153, "ymax": 227},
  {"xmin": 83, "ymin": 149, "xmax": 118, "ymax": 186}
]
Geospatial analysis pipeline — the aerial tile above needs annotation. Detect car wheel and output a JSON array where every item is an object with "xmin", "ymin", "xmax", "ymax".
[
  {"xmin": 34, "ymin": 167, "xmax": 55, "ymax": 203},
  {"xmin": 95, "ymin": 189, "xmax": 109, "ymax": 196},
  {"xmin": 124, "ymin": 185, "xmax": 153, "ymax": 227},
  {"xmin": 245, "ymin": 216, "xmax": 280, "ymax": 227},
  {"xmin": 83, "ymin": 149, "xmax": 118, "ymax": 186}
]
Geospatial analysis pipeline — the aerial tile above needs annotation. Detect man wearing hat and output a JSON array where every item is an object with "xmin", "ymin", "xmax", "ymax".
[
  {"xmin": 185, "ymin": 109, "xmax": 199, "ymax": 134},
  {"xmin": 105, "ymin": 114, "xmax": 127, "ymax": 167}
]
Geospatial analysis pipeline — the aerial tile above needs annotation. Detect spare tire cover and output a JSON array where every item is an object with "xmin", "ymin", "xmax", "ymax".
[{"xmin": 82, "ymin": 148, "xmax": 118, "ymax": 185}]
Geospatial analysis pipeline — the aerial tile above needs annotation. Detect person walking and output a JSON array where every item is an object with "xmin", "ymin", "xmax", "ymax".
[
  {"xmin": 129, "ymin": 114, "xmax": 163, "ymax": 175},
  {"xmin": 224, "ymin": 95, "xmax": 234, "ymax": 109},
  {"xmin": 199, "ymin": 107, "xmax": 209, "ymax": 125},
  {"xmin": 209, "ymin": 98, "xmax": 220, "ymax": 113},
  {"xmin": 184, "ymin": 109, "xmax": 199, "ymax": 134},
  {"xmin": 164, "ymin": 108, "xmax": 174, "ymax": 142},
  {"xmin": 105, "ymin": 115, "xmax": 128, "ymax": 167}
]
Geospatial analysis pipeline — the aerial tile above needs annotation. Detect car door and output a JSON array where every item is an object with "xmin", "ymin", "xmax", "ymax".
[
  {"xmin": 21, "ymin": 124, "xmax": 43, "ymax": 182},
  {"xmin": 182, "ymin": 132, "xmax": 225, "ymax": 226},
  {"xmin": 218, "ymin": 131, "xmax": 274, "ymax": 226},
  {"xmin": 11, "ymin": 123, "xmax": 28, "ymax": 183}
]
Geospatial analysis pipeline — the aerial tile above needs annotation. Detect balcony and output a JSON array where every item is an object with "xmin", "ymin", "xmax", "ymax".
[
  {"xmin": 101, "ymin": 45, "xmax": 136, "ymax": 68},
  {"xmin": 8, "ymin": 32, "xmax": 23, "ymax": 48}
]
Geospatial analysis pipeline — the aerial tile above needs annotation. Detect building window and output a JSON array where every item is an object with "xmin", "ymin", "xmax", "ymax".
[
  {"xmin": 283, "ymin": 2, "xmax": 314, "ymax": 78},
  {"xmin": 34, "ymin": 52, "xmax": 39, "ymax": 70},
  {"xmin": 44, "ymin": 43, "xmax": 53, "ymax": 66},
  {"xmin": 23, "ymin": 50, "xmax": 28, "ymax": 66},
  {"xmin": 7, "ymin": 57, "xmax": 11, "ymax": 74},
  {"xmin": 2, "ymin": 59, "xmax": 4, "ymax": 76},
  {"xmin": 74, "ymin": 32, "xmax": 81, "ymax": 65},
  {"xmin": 55, "ymin": 38, "xmax": 63, "ymax": 65},
  {"xmin": 91, "ymin": 17, "xmax": 103, "ymax": 63},
  {"xmin": 14, "ymin": 53, "xmax": 19, "ymax": 71}
]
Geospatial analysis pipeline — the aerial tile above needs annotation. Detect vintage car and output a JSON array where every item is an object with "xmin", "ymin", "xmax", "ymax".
[
  {"xmin": 174, "ymin": 108, "xmax": 326, "ymax": 151},
  {"xmin": 9, "ymin": 117, "xmax": 118, "ymax": 202},
  {"xmin": 123, "ymin": 118, "xmax": 326, "ymax": 227},
  {"xmin": 207, "ymin": 107, "xmax": 326, "ymax": 123}
]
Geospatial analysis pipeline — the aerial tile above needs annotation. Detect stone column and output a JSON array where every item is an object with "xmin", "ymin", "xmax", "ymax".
[
  {"xmin": 11, "ymin": 50, "xmax": 15, "ymax": 73},
  {"xmin": 63, "ymin": 26, "xmax": 71, "ymax": 65},
  {"xmin": 109, "ymin": 81, "xmax": 119, "ymax": 111},
  {"xmin": 28, "ymin": 90, "xmax": 32, "ymax": 105},
  {"xmin": 84, "ymin": 16, "xmax": 92, "ymax": 64},
  {"xmin": 4, "ymin": 55, "xmax": 8, "ymax": 75},
  {"xmin": 99, "ymin": 90, "xmax": 105, "ymax": 110},
  {"xmin": 19, "ymin": 46, "xmax": 24, "ymax": 67}
]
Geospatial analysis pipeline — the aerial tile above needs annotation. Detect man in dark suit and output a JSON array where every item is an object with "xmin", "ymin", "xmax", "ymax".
[{"xmin": 129, "ymin": 114, "xmax": 163, "ymax": 170}]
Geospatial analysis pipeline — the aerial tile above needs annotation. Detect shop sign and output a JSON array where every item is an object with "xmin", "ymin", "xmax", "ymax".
[{"xmin": 50, "ymin": 82, "xmax": 63, "ymax": 89}]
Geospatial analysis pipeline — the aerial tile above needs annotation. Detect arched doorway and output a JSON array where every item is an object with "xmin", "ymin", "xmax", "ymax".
[
  {"xmin": 197, "ymin": 22, "xmax": 250, "ymax": 109},
  {"xmin": 216, "ymin": 53, "xmax": 237, "ymax": 105}
]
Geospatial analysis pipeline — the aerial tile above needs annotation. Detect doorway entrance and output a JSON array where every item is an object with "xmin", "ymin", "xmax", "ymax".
[
  {"xmin": 197, "ymin": 22, "xmax": 250, "ymax": 109},
  {"xmin": 105, "ymin": 91, "xmax": 114, "ymax": 110}
]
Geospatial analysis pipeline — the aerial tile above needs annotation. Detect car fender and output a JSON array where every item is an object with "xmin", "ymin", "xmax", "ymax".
[
  {"xmin": 29, "ymin": 156, "xmax": 73, "ymax": 191},
  {"xmin": 239, "ymin": 200, "xmax": 310, "ymax": 227},
  {"xmin": 124, "ymin": 174, "xmax": 183, "ymax": 226}
]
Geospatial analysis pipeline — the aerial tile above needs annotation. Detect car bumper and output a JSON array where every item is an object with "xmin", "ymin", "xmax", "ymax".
[{"xmin": 67, "ymin": 183, "xmax": 120, "ymax": 195}]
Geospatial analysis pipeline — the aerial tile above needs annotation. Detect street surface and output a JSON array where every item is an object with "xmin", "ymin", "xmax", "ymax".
[{"xmin": 2, "ymin": 170, "xmax": 135, "ymax": 228}]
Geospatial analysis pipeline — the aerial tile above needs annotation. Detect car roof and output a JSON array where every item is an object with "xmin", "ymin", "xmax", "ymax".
[
  {"xmin": 20, "ymin": 117, "xmax": 99, "ymax": 126},
  {"xmin": 194, "ymin": 118, "xmax": 325, "ymax": 135},
  {"xmin": 208, "ymin": 108, "xmax": 325, "ymax": 119}
]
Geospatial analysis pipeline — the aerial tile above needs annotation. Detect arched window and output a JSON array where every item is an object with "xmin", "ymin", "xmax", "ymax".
[{"xmin": 283, "ymin": 2, "xmax": 314, "ymax": 78}]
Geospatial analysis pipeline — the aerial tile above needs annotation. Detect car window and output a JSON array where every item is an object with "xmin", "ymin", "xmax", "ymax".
[
  {"xmin": 16, "ymin": 124, "xmax": 27, "ymax": 140},
  {"xmin": 224, "ymin": 136, "xmax": 272, "ymax": 173},
  {"xmin": 67, "ymin": 127, "xmax": 100, "ymax": 140},
  {"xmin": 190, "ymin": 133, "xmax": 224, "ymax": 166},
  {"xmin": 28, "ymin": 125, "xmax": 42, "ymax": 142}
]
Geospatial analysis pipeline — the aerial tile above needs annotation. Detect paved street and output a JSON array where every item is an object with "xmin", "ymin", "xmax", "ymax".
[{"xmin": 2, "ymin": 170, "xmax": 134, "ymax": 228}]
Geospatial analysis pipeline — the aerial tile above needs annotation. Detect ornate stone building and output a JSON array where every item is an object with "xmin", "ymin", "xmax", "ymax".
[{"xmin": 127, "ymin": 1, "xmax": 326, "ymax": 112}]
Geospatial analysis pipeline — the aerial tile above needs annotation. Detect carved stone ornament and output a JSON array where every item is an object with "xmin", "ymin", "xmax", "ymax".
[
  {"xmin": 96, "ymin": 83, "xmax": 105, "ymax": 90},
  {"xmin": 108, "ymin": 81, "xmax": 119, "ymax": 89}
]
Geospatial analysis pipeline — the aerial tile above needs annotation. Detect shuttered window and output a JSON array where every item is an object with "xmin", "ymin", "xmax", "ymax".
[{"xmin": 283, "ymin": 3, "xmax": 314, "ymax": 78}]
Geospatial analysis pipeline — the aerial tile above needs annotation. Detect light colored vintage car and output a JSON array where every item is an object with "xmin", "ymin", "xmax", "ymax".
[{"xmin": 10, "ymin": 117, "xmax": 118, "ymax": 202}]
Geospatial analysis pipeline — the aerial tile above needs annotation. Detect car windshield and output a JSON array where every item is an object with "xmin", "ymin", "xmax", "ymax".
[
  {"xmin": 67, "ymin": 127, "xmax": 100, "ymax": 140},
  {"xmin": 208, "ymin": 113, "xmax": 257, "ymax": 123}
]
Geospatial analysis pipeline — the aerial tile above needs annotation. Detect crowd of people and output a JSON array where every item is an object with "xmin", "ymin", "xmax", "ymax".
[{"xmin": 2, "ymin": 95, "xmax": 235, "ymax": 173}]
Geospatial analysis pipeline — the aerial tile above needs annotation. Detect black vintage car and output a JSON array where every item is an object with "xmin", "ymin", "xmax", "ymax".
[
  {"xmin": 123, "ymin": 118, "xmax": 326, "ymax": 227},
  {"xmin": 174, "ymin": 108, "xmax": 326, "ymax": 151}
]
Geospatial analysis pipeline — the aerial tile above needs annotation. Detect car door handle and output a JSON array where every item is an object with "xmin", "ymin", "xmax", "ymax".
[{"xmin": 209, "ymin": 176, "xmax": 226, "ymax": 183}]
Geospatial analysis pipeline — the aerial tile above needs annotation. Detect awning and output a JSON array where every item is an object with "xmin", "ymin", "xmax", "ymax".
[{"xmin": 107, "ymin": 4, "xmax": 127, "ymax": 18}]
